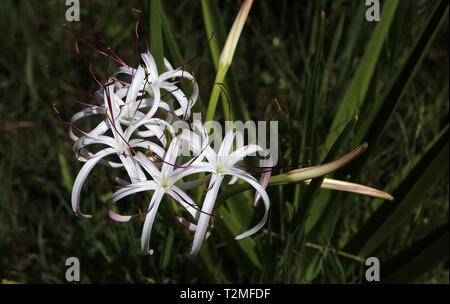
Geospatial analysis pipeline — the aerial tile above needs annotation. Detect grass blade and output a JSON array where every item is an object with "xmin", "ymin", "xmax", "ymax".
[
  {"xmin": 323, "ymin": 0, "xmax": 400, "ymax": 152},
  {"xmin": 344, "ymin": 126, "xmax": 449, "ymax": 257},
  {"xmin": 382, "ymin": 222, "xmax": 449, "ymax": 283},
  {"xmin": 351, "ymin": 0, "xmax": 449, "ymax": 154},
  {"xmin": 150, "ymin": 0, "xmax": 164, "ymax": 73}
]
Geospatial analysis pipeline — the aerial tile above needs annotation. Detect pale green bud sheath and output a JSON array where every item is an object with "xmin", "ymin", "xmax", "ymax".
[{"xmin": 205, "ymin": 0, "xmax": 254, "ymax": 122}]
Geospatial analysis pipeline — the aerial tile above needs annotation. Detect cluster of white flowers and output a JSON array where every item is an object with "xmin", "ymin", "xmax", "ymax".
[{"xmin": 68, "ymin": 51, "xmax": 271, "ymax": 256}]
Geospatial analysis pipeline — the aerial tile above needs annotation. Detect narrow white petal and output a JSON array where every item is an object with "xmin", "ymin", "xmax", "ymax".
[
  {"xmin": 161, "ymin": 137, "xmax": 181, "ymax": 175},
  {"xmin": 163, "ymin": 57, "xmax": 174, "ymax": 71},
  {"xmin": 134, "ymin": 152, "xmax": 162, "ymax": 181},
  {"xmin": 125, "ymin": 66, "xmax": 146, "ymax": 105},
  {"xmin": 108, "ymin": 180, "xmax": 158, "ymax": 208},
  {"xmin": 228, "ymin": 176, "xmax": 238, "ymax": 185},
  {"xmin": 73, "ymin": 134, "xmax": 116, "ymax": 157},
  {"xmin": 160, "ymin": 84, "xmax": 189, "ymax": 114},
  {"xmin": 167, "ymin": 186, "xmax": 199, "ymax": 220},
  {"xmin": 218, "ymin": 130, "xmax": 235, "ymax": 156},
  {"xmin": 190, "ymin": 175, "xmax": 224, "ymax": 256},
  {"xmin": 176, "ymin": 174, "xmax": 212, "ymax": 190},
  {"xmin": 119, "ymin": 153, "xmax": 142, "ymax": 183},
  {"xmin": 229, "ymin": 144, "xmax": 263, "ymax": 166},
  {"xmin": 141, "ymin": 188, "xmax": 165, "ymax": 254},
  {"xmin": 71, "ymin": 148, "xmax": 116, "ymax": 218},
  {"xmin": 226, "ymin": 168, "xmax": 270, "ymax": 240},
  {"xmin": 129, "ymin": 139, "xmax": 166, "ymax": 158},
  {"xmin": 141, "ymin": 52, "xmax": 159, "ymax": 80}
]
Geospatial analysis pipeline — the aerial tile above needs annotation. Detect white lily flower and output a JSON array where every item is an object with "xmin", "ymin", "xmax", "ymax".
[
  {"xmin": 108, "ymin": 138, "xmax": 203, "ymax": 254},
  {"xmin": 72, "ymin": 78, "xmax": 175, "ymax": 158},
  {"xmin": 116, "ymin": 52, "xmax": 199, "ymax": 119},
  {"xmin": 71, "ymin": 85, "xmax": 176, "ymax": 219},
  {"xmin": 179, "ymin": 128, "xmax": 271, "ymax": 256},
  {"xmin": 69, "ymin": 71, "xmax": 172, "ymax": 147}
]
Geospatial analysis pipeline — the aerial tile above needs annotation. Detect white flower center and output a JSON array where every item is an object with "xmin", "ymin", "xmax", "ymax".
[
  {"xmin": 121, "ymin": 106, "xmax": 135, "ymax": 121},
  {"xmin": 215, "ymin": 158, "xmax": 230, "ymax": 175},
  {"xmin": 145, "ymin": 85, "xmax": 155, "ymax": 99},
  {"xmin": 157, "ymin": 175, "xmax": 172, "ymax": 190},
  {"xmin": 116, "ymin": 139, "xmax": 126, "ymax": 149},
  {"xmin": 115, "ymin": 139, "xmax": 131, "ymax": 156}
]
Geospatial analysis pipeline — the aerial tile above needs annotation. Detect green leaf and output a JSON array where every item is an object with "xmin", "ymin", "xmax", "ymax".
[
  {"xmin": 323, "ymin": 0, "xmax": 400, "ymax": 153},
  {"xmin": 382, "ymin": 222, "xmax": 449, "ymax": 283},
  {"xmin": 215, "ymin": 204, "xmax": 263, "ymax": 271},
  {"xmin": 160, "ymin": 229, "xmax": 174, "ymax": 269},
  {"xmin": 290, "ymin": 116, "xmax": 360, "ymax": 235},
  {"xmin": 150, "ymin": 0, "xmax": 164, "ymax": 73},
  {"xmin": 344, "ymin": 127, "xmax": 449, "ymax": 257},
  {"xmin": 351, "ymin": 0, "xmax": 449, "ymax": 163},
  {"xmin": 58, "ymin": 153, "xmax": 73, "ymax": 192},
  {"xmin": 161, "ymin": 8, "xmax": 183, "ymax": 67}
]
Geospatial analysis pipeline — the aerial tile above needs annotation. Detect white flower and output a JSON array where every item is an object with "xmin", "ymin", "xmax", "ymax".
[
  {"xmin": 107, "ymin": 137, "xmax": 202, "ymax": 254},
  {"xmin": 69, "ymin": 51, "xmax": 198, "ymax": 149},
  {"xmin": 116, "ymin": 52, "xmax": 199, "ymax": 120},
  {"xmin": 179, "ymin": 127, "xmax": 271, "ymax": 256},
  {"xmin": 69, "ymin": 71, "xmax": 172, "ymax": 147},
  {"xmin": 71, "ymin": 84, "xmax": 174, "ymax": 219}
]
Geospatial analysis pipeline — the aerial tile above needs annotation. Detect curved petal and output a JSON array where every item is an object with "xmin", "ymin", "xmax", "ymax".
[
  {"xmin": 124, "ymin": 116, "xmax": 172, "ymax": 140},
  {"xmin": 138, "ymin": 98, "xmax": 171, "ymax": 114},
  {"xmin": 108, "ymin": 181, "xmax": 158, "ymax": 223},
  {"xmin": 160, "ymin": 84, "xmax": 189, "ymax": 115},
  {"xmin": 158, "ymin": 69, "xmax": 190, "ymax": 82},
  {"xmin": 170, "ymin": 163, "xmax": 215, "ymax": 184},
  {"xmin": 175, "ymin": 217, "xmax": 196, "ymax": 233},
  {"xmin": 119, "ymin": 153, "xmax": 144, "ymax": 183},
  {"xmin": 125, "ymin": 65, "xmax": 146, "ymax": 105},
  {"xmin": 190, "ymin": 175, "xmax": 224, "ymax": 256},
  {"xmin": 71, "ymin": 148, "xmax": 116, "ymax": 218},
  {"xmin": 116, "ymin": 65, "xmax": 133, "ymax": 76},
  {"xmin": 73, "ymin": 132, "xmax": 116, "ymax": 157},
  {"xmin": 71, "ymin": 119, "xmax": 110, "ymax": 143},
  {"xmin": 167, "ymin": 185, "xmax": 199, "ymax": 220},
  {"xmin": 69, "ymin": 106, "xmax": 106, "ymax": 141},
  {"xmin": 141, "ymin": 84, "xmax": 161, "ymax": 120},
  {"xmin": 225, "ymin": 168, "xmax": 270, "ymax": 240},
  {"xmin": 133, "ymin": 152, "xmax": 162, "ymax": 181},
  {"xmin": 161, "ymin": 137, "xmax": 182, "ymax": 175},
  {"xmin": 137, "ymin": 124, "xmax": 168, "ymax": 147},
  {"xmin": 176, "ymin": 174, "xmax": 212, "ymax": 190},
  {"xmin": 164, "ymin": 57, "xmax": 174, "ymax": 71},
  {"xmin": 228, "ymin": 176, "xmax": 238, "ymax": 185},
  {"xmin": 141, "ymin": 188, "xmax": 165, "ymax": 254},
  {"xmin": 254, "ymin": 152, "xmax": 273, "ymax": 205},
  {"xmin": 129, "ymin": 139, "xmax": 166, "ymax": 158},
  {"xmin": 108, "ymin": 180, "xmax": 158, "ymax": 208},
  {"xmin": 229, "ymin": 144, "xmax": 263, "ymax": 166},
  {"xmin": 218, "ymin": 130, "xmax": 235, "ymax": 156},
  {"xmin": 141, "ymin": 52, "xmax": 159, "ymax": 81}
]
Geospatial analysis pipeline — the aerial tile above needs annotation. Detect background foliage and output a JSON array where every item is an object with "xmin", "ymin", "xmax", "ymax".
[{"xmin": 0, "ymin": 0, "xmax": 448, "ymax": 283}]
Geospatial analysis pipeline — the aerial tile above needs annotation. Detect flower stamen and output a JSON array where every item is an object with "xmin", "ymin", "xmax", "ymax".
[
  {"xmin": 138, "ymin": 208, "xmax": 143, "ymax": 222},
  {"xmin": 135, "ymin": 21, "xmax": 139, "ymax": 40}
]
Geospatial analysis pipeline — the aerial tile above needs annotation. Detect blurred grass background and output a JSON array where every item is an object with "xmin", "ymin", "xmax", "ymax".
[{"xmin": 0, "ymin": 0, "xmax": 448, "ymax": 283}]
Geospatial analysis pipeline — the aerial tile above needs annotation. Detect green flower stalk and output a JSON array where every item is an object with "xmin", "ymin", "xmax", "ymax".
[{"xmin": 205, "ymin": 0, "xmax": 254, "ymax": 121}]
